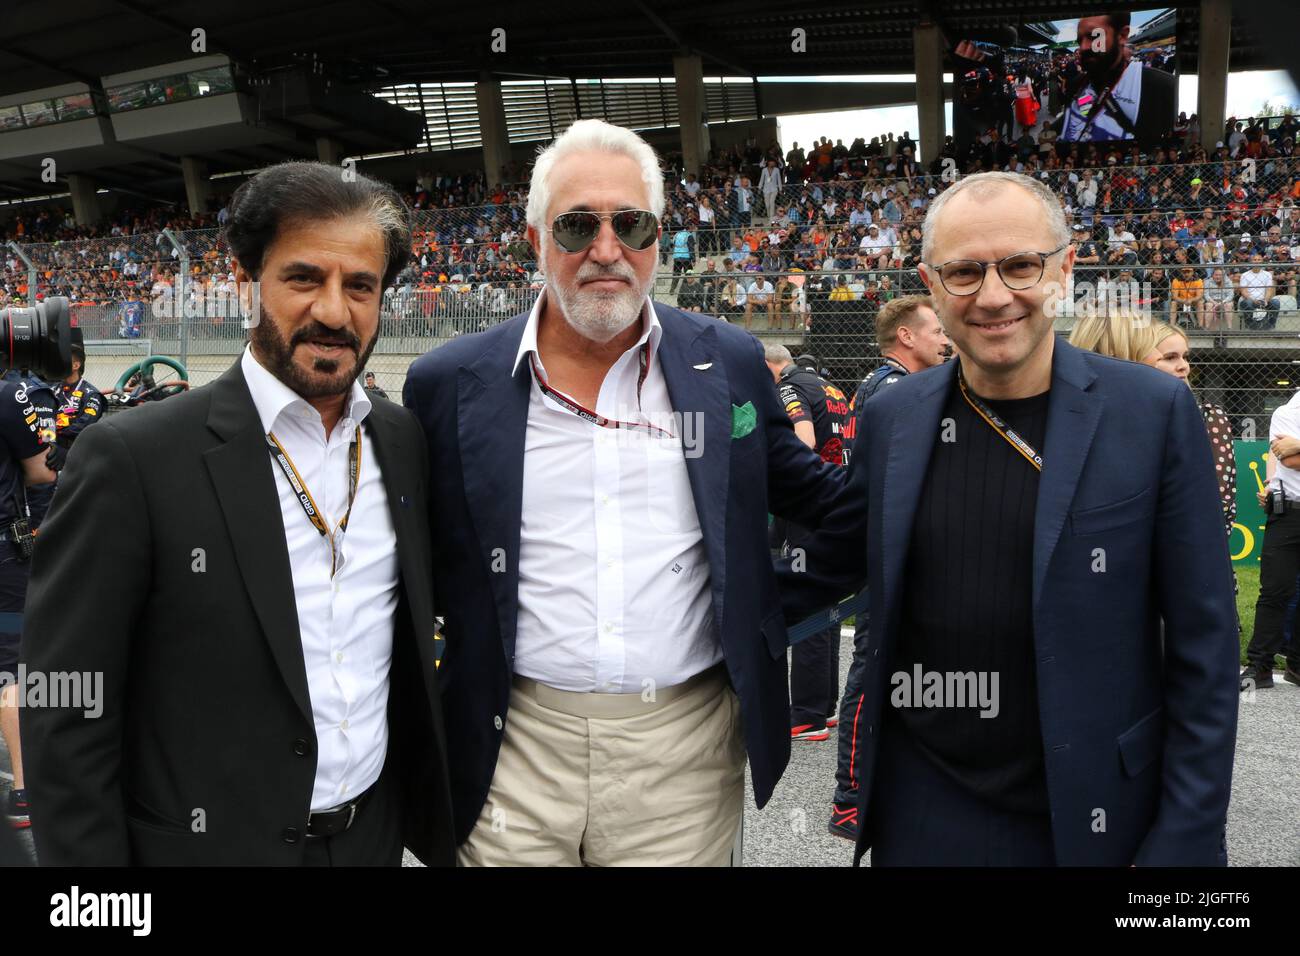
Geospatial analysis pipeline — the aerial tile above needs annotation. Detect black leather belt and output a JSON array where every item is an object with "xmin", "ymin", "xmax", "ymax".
[{"xmin": 306, "ymin": 785, "xmax": 374, "ymax": 838}]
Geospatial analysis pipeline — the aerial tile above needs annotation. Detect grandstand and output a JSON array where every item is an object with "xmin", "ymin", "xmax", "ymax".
[{"xmin": 0, "ymin": 0, "xmax": 1295, "ymax": 422}]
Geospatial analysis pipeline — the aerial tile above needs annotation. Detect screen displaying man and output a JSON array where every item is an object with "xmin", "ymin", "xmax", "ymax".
[{"xmin": 1058, "ymin": 12, "xmax": 1177, "ymax": 142}]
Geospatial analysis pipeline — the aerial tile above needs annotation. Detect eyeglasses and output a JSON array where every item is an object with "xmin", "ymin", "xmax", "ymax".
[
  {"xmin": 550, "ymin": 210, "xmax": 659, "ymax": 254},
  {"xmin": 924, "ymin": 244, "xmax": 1070, "ymax": 296}
]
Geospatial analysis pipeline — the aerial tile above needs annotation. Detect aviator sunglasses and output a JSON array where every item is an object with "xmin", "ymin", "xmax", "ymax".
[{"xmin": 550, "ymin": 209, "xmax": 660, "ymax": 253}]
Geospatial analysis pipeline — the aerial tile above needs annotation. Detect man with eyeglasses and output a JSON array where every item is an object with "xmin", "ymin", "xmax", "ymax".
[
  {"xmin": 779, "ymin": 170, "xmax": 1238, "ymax": 866},
  {"xmin": 404, "ymin": 119, "xmax": 850, "ymax": 866}
]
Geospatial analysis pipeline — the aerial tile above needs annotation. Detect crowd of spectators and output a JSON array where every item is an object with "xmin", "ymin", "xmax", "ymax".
[{"xmin": 1, "ymin": 112, "xmax": 1295, "ymax": 338}]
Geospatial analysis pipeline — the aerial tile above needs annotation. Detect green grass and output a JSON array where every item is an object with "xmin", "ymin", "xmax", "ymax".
[{"xmin": 1235, "ymin": 564, "xmax": 1260, "ymax": 664}]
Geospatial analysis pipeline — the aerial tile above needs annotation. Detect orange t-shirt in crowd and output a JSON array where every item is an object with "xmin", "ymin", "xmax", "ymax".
[{"xmin": 1172, "ymin": 276, "xmax": 1204, "ymax": 302}]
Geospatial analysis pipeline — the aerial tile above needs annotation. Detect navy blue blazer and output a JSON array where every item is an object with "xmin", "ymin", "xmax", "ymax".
[
  {"xmin": 779, "ymin": 338, "xmax": 1239, "ymax": 866},
  {"xmin": 404, "ymin": 302, "xmax": 846, "ymax": 844}
]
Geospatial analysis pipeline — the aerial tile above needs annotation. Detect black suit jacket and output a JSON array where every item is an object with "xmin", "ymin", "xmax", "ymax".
[
  {"xmin": 20, "ymin": 360, "xmax": 455, "ymax": 866},
  {"xmin": 1134, "ymin": 65, "xmax": 1177, "ymax": 143}
]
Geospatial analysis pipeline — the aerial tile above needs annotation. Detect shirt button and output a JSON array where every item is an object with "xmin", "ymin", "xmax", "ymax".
[
  {"xmin": 606, "ymin": 559, "xmax": 614, "ymax": 569},
  {"xmin": 335, "ymin": 651, "xmax": 344, "ymax": 664},
  {"xmin": 604, "ymin": 621, "xmax": 614, "ymax": 632},
  {"xmin": 493, "ymin": 715, "xmax": 503, "ymax": 730},
  {"xmin": 601, "ymin": 495, "xmax": 610, "ymax": 505},
  {"xmin": 340, "ymin": 719, "xmax": 350, "ymax": 731}
]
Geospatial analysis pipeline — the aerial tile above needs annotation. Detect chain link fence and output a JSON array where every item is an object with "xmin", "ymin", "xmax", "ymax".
[{"xmin": 1, "ymin": 158, "xmax": 1296, "ymax": 422}]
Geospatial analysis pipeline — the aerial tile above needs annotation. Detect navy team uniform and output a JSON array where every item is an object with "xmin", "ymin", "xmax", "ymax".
[
  {"xmin": 773, "ymin": 364, "xmax": 850, "ymax": 734},
  {"xmin": 0, "ymin": 380, "xmax": 48, "ymax": 681},
  {"xmin": 55, "ymin": 377, "xmax": 104, "ymax": 449},
  {"xmin": 2, "ymin": 371, "xmax": 59, "ymax": 528},
  {"xmin": 831, "ymin": 357, "xmax": 909, "ymax": 836}
]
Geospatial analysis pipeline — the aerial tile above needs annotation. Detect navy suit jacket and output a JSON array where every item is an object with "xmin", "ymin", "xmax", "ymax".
[
  {"xmin": 404, "ymin": 302, "xmax": 846, "ymax": 844},
  {"xmin": 780, "ymin": 338, "xmax": 1239, "ymax": 866}
]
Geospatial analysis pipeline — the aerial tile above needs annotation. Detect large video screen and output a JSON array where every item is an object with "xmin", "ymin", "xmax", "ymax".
[{"xmin": 951, "ymin": 8, "xmax": 1178, "ymax": 156}]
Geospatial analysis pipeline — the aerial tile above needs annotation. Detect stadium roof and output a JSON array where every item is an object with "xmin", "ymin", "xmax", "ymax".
[
  {"xmin": 0, "ymin": 0, "xmax": 1292, "ymax": 205},
  {"xmin": 0, "ymin": 0, "xmax": 1287, "ymax": 96}
]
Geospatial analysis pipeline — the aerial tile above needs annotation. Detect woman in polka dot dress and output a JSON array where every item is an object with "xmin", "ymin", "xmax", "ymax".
[{"xmin": 1136, "ymin": 321, "xmax": 1237, "ymax": 539}]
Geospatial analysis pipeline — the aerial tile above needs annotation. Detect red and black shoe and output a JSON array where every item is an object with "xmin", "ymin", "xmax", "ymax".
[
  {"xmin": 790, "ymin": 723, "xmax": 830, "ymax": 742},
  {"xmin": 828, "ymin": 802, "xmax": 858, "ymax": 841},
  {"xmin": 826, "ymin": 715, "xmax": 839, "ymax": 728},
  {"xmin": 5, "ymin": 789, "xmax": 30, "ymax": 829}
]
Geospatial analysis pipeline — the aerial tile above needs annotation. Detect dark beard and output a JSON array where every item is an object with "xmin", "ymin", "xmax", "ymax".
[{"xmin": 249, "ymin": 305, "xmax": 377, "ymax": 399}]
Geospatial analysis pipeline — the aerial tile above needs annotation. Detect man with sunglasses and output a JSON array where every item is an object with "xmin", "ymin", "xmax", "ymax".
[
  {"xmin": 779, "ymin": 170, "xmax": 1238, "ymax": 866},
  {"xmin": 404, "ymin": 119, "xmax": 849, "ymax": 866}
]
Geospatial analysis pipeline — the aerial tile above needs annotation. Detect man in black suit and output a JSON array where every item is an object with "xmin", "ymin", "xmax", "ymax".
[{"xmin": 20, "ymin": 162, "xmax": 454, "ymax": 866}]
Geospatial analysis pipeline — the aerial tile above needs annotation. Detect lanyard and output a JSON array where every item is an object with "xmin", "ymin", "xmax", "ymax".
[
  {"xmin": 1075, "ymin": 83, "xmax": 1136, "ymax": 142},
  {"xmin": 266, "ymin": 426, "xmax": 362, "ymax": 577},
  {"xmin": 957, "ymin": 370, "xmax": 1043, "ymax": 472},
  {"xmin": 62, "ymin": 378, "xmax": 85, "ymax": 412},
  {"xmin": 528, "ymin": 343, "xmax": 673, "ymax": 439}
]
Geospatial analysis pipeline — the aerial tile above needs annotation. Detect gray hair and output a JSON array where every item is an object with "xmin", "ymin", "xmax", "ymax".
[
  {"xmin": 764, "ymin": 343, "xmax": 794, "ymax": 366},
  {"xmin": 921, "ymin": 171, "xmax": 1069, "ymax": 262},
  {"xmin": 526, "ymin": 119, "xmax": 666, "ymax": 233}
]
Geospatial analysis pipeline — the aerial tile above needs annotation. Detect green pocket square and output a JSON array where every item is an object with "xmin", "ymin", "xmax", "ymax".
[{"xmin": 731, "ymin": 401, "xmax": 756, "ymax": 439}]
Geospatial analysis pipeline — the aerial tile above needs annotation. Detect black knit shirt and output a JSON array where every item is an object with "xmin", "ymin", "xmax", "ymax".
[{"xmin": 889, "ymin": 375, "xmax": 1052, "ymax": 815}]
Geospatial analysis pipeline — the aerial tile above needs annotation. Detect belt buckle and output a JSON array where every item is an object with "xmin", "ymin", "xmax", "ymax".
[{"xmin": 344, "ymin": 799, "xmax": 358, "ymax": 832}]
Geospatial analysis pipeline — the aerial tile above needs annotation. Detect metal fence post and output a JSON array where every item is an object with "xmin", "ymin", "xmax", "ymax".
[
  {"xmin": 8, "ymin": 241, "xmax": 37, "ymax": 307},
  {"xmin": 161, "ymin": 228, "xmax": 188, "ymax": 368}
]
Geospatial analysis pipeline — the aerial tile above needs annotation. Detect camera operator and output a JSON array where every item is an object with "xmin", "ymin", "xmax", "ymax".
[{"xmin": 0, "ymin": 374, "xmax": 59, "ymax": 829}]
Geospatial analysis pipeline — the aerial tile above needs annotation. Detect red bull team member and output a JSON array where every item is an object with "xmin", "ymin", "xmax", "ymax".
[{"xmin": 765, "ymin": 344, "xmax": 850, "ymax": 742}]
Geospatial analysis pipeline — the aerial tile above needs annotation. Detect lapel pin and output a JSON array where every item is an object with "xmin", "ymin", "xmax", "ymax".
[{"xmin": 693, "ymin": 362, "xmax": 713, "ymax": 370}]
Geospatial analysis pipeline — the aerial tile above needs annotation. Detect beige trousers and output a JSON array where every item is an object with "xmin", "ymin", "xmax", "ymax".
[{"xmin": 458, "ymin": 665, "xmax": 745, "ymax": 866}]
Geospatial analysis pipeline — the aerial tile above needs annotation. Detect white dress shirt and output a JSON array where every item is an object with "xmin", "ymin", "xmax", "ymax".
[
  {"xmin": 1271, "ymin": 391, "xmax": 1300, "ymax": 499},
  {"xmin": 511, "ymin": 291, "xmax": 720, "ymax": 693},
  {"xmin": 241, "ymin": 347, "xmax": 398, "ymax": 811}
]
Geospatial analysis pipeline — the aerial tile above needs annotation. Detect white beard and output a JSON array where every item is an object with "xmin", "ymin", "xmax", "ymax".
[{"xmin": 540, "ymin": 243, "xmax": 652, "ymax": 344}]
